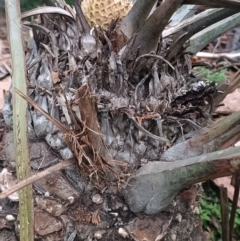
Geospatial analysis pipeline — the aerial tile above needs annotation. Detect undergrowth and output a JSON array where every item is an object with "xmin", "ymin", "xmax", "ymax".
[
  {"xmin": 200, "ymin": 183, "xmax": 240, "ymax": 241},
  {"xmin": 193, "ymin": 67, "xmax": 227, "ymax": 83}
]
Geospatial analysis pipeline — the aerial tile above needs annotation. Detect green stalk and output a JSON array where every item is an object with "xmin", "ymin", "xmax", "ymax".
[
  {"xmin": 119, "ymin": 0, "xmax": 157, "ymax": 39},
  {"xmin": 5, "ymin": 1, "xmax": 34, "ymax": 240}
]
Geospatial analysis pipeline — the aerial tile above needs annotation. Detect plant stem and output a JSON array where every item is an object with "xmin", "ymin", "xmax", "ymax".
[
  {"xmin": 220, "ymin": 187, "xmax": 229, "ymax": 241},
  {"xmin": 229, "ymin": 175, "xmax": 240, "ymax": 241},
  {"xmin": 5, "ymin": 1, "xmax": 34, "ymax": 240},
  {"xmin": 119, "ymin": 0, "xmax": 157, "ymax": 39},
  {"xmin": 123, "ymin": 0, "xmax": 183, "ymax": 61}
]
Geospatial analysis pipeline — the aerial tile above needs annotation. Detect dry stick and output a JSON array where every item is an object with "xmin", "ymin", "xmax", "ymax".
[
  {"xmin": 220, "ymin": 187, "xmax": 229, "ymax": 241},
  {"xmin": 15, "ymin": 88, "xmax": 69, "ymax": 133},
  {"xmin": 0, "ymin": 158, "xmax": 76, "ymax": 200},
  {"xmin": 196, "ymin": 52, "xmax": 240, "ymax": 60},
  {"xmin": 229, "ymin": 175, "xmax": 240, "ymax": 241}
]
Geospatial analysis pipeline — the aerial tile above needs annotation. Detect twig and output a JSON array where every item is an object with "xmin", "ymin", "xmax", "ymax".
[
  {"xmin": 133, "ymin": 54, "xmax": 175, "ymax": 71},
  {"xmin": 15, "ymin": 87, "xmax": 69, "ymax": 133},
  {"xmin": 229, "ymin": 175, "xmax": 240, "ymax": 241},
  {"xmin": 196, "ymin": 51, "xmax": 240, "ymax": 60},
  {"xmin": 220, "ymin": 187, "xmax": 229, "ymax": 241},
  {"xmin": 214, "ymin": 110, "xmax": 234, "ymax": 116},
  {"xmin": 120, "ymin": 108, "xmax": 171, "ymax": 144},
  {"xmin": 0, "ymin": 158, "xmax": 75, "ymax": 200},
  {"xmin": 134, "ymin": 74, "xmax": 149, "ymax": 104}
]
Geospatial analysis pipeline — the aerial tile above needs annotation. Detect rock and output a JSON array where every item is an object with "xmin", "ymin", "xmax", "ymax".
[
  {"xmin": 35, "ymin": 196, "xmax": 66, "ymax": 216},
  {"xmin": 3, "ymin": 132, "xmax": 60, "ymax": 170},
  {"xmin": 34, "ymin": 208, "xmax": 63, "ymax": 236},
  {"xmin": 35, "ymin": 171, "xmax": 79, "ymax": 201},
  {"xmin": 0, "ymin": 168, "xmax": 18, "ymax": 201},
  {"xmin": 5, "ymin": 214, "xmax": 15, "ymax": 221},
  {"xmin": 92, "ymin": 194, "xmax": 103, "ymax": 204},
  {"xmin": 125, "ymin": 216, "xmax": 171, "ymax": 241},
  {"xmin": 118, "ymin": 228, "xmax": 129, "ymax": 238}
]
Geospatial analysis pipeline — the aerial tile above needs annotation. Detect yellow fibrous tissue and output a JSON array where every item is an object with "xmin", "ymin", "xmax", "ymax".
[{"xmin": 81, "ymin": 0, "xmax": 132, "ymax": 28}]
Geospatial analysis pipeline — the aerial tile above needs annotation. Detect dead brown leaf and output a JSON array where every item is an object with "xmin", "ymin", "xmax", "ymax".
[
  {"xmin": 92, "ymin": 209, "xmax": 101, "ymax": 225},
  {"xmin": 52, "ymin": 71, "xmax": 61, "ymax": 84}
]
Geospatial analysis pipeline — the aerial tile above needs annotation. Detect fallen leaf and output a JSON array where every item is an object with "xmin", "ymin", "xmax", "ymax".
[{"xmin": 51, "ymin": 71, "xmax": 61, "ymax": 84}]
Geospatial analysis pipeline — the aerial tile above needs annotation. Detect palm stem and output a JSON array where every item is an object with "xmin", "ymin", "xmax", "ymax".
[{"xmin": 5, "ymin": 1, "xmax": 34, "ymax": 240}]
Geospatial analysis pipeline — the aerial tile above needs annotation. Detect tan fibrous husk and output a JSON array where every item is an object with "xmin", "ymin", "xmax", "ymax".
[{"xmin": 81, "ymin": 0, "xmax": 133, "ymax": 28}]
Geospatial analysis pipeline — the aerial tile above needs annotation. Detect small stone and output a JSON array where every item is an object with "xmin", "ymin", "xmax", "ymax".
[
  {"xmin": 35, "ymin": 196, "xmax": 65, "ymax": 216},
  {"xmin": 192, "ymin": 206, "xmax": 199, "ymax": 214},
  {"xmin": 125, "ymin": 216, "xmax": 171, "ymax": 240},
  {"xmin": 44, "ymin": 192, "xmax": 50, "ymax": 197},
  {"xmin": 140, "ymin": 158, "xmax": 148, "ymax": 166},
  {"xmin": 34, "ymin": 208, "xmax": 62, "ymax": 235},
  {"xmin": 118, "ymin": 227, "xmax": 128, "ymax": 238},
  {"xmin": 123, "ymin": 205, "xmax": 128, "ymax": 211},
  {"xmin": 92, "ymin": 194, "xmax": 103, "ymax": 204},
  {"xmin": 175, "ymin": 213, "xmax": 182, "ymax": 222},
  {"xmin": 68, "ymin": 196, "xmax": 74, "ymax": 203},
  {"xmin": 37, "ymin": 172, "xmax": 79, "ymax": 201},
  {"xmin": 0, "ymin": 168, "xmax": 19, "ymax": 202},
  {"xmin": 110, "ymin": 212, "xmax": 118, "ymax": 217},
  {"xmin": 6, "ymin": 215, "xmax": 15, "ymax": 221},
  {"xmin": 94, "ymin": 231, "xmax": 103, "ymax": 239},
  {"xmin": 171, "ymin": 233, "xmax": 177, "ymax": 240}
]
